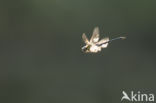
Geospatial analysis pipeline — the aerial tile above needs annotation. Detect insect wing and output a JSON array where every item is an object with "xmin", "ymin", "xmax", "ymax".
[
  {"xmin": 90, "ymin": 27, "xmax": 100, "ymax": 43},
  {"xmin": 82, "ymin": 33, "xmax": 89, "ymax": 44},
  {"xmin": 97, "ymin": 37, "xmax": 109, "ymax": 48}
]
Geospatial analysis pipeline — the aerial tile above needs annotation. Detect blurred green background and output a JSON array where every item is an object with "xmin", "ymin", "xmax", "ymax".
[{"xmin": 1, "ymin": 0, "xmax": 156, "ymax": 103}]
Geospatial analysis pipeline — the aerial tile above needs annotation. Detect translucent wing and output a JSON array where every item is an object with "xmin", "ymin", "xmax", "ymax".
[
  {"xmin": 90, "ymin": 27, "xmax": 100, "ymax": 43},
  {"xmin": 82, "ymin": 33, "xmax": 89, "ymax": 44},
  {"xmin": 96, "ymin": 37, "xmax": 109, "ymax": 48}
]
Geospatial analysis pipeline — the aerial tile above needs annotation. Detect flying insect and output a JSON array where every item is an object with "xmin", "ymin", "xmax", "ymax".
[{"xmin": 82, "ymin": 27, "xmax": 126, "ymax": 53}]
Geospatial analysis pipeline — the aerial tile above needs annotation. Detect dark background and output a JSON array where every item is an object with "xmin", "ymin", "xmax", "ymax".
[{"xmin": 1, "ymin": 0, "xmax": 156, "ymax": 103}]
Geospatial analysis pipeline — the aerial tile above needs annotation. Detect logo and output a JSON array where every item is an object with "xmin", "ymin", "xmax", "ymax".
[{"xmin": 121, "ymin": 91, "xmax": 155, "ymax": 102}]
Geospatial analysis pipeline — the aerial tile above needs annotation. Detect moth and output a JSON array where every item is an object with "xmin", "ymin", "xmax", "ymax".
[{"xmin": 82, "ymin": 27, "xmax": 126, "ymax": 53}]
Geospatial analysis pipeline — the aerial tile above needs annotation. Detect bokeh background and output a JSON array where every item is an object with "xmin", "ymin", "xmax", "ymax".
[{"xmin": 1, "ymin": 0, "xmax": 156, "ymax": 103}]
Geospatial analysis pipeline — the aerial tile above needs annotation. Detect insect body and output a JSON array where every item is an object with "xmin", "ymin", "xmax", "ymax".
[{"xmin": 81, "ymin": 27, "xmax": 126, "ymax": 53}]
